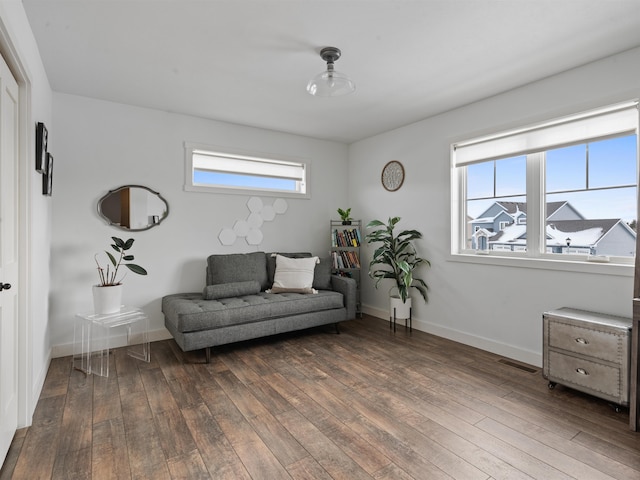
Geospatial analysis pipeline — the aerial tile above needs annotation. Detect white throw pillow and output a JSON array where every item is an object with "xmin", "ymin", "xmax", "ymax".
[{"xmin": 269, "ymin": 254, "xmax": 319, "ymax": 294}]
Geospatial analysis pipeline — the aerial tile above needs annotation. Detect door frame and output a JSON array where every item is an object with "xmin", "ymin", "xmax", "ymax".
[{"xmin": 0, "ymin": 18, "xmax": 34, "ymax": 428}]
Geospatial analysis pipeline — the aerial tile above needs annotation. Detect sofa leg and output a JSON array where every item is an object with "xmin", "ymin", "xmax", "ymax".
[
  {"xmin": 335, "ymin": 323, "xmax": 340, "ymax": 334},
  {"xmin": 205, "ymin": 347, "xmax": 211, "ymax": 363}
]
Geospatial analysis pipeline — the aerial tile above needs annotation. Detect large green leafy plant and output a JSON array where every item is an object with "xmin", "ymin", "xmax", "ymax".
[
  {"xmin": 95, "ymin": 237, "xmax": 147, "ymax": 286},
  {"xmin": 365, "ymin": 217, "xmax": 429, "ymax": 303}
]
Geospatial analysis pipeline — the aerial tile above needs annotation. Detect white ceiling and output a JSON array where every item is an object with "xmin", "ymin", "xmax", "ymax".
[{"xmin": 22, "ymin": 0, "xmax": 640, "ymax": 144}]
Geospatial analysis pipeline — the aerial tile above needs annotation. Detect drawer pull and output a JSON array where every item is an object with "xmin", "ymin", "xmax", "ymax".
[
  {"xmin": 576, "ymin": 367, "xmax": 589, "ymax": 376},
  {"xmin": 575, "ymin": 337, "xmax": 589, "ymax": 345}
]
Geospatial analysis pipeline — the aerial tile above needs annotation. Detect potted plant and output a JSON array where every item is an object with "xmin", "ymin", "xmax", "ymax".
[
  {"xmin": 338, "ymin": 207, "xmax": 352, "ymax": 225},
  {"xmin": 365, "ymin": 217, "xmax": 429, "ymax": 319},
  {"xmin": 93, "ymin": 237, "xmax": 147, "ymax": 314}
]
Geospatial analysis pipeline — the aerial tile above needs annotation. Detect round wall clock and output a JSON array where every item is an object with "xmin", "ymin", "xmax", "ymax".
[{"xmin": 381, "ymin": 160, "xmax": 405, "ymax": 191}]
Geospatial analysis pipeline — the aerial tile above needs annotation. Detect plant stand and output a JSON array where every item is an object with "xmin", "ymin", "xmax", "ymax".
[{"xmin": 391, "ymin": 306, "xmax": 412, "ymax": 333}]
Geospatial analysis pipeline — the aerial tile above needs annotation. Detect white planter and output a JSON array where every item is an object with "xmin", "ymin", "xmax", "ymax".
[
  {"xmin": 92, "ymin": 284, "xmax": 123, "ymax": 315},
  {"xmin": 390, "ymin": 295, "xmax": 411, "ymax": 320}
]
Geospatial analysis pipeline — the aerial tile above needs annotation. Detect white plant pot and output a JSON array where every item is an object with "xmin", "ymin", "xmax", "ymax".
[
  {"xmin": 390, "ymin": 295, "xmax": 411, "ymax": 320},
  {"xmin": 92, "ymin": 284, "xmax": 123, "ymax": 315}
]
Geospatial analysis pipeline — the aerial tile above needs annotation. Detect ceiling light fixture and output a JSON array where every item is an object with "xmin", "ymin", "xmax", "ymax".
[{"xmin": 306, "ymin": 47, "xmax": 356, "ymax": 97}]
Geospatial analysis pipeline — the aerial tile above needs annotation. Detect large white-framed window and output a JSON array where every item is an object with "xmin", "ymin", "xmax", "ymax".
[
  {"xmin": 185, "ymin": 142, "xmax": 310, "ymax": 198},
  {"xmin": 451, "ymin": 101, "xmax": 639, "ymax": 269}
]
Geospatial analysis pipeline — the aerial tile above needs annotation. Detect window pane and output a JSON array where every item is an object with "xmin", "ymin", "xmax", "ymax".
[
  {"xmin": 466, "ymin": 162, "xmax": 494, "ymax": 199},
  {"xmin": 546, "ymin": 144, "xmax": 586, "ymax": 192},
  {"xmin": 194, "ymin": 170, "xmax": 297, "ymax": 191},
  {"xmin": 466, "ymin": 155, "xmax": 527, "ymax": 251},
  {"xmin": 545, "ymin": 135, "xmax": 637, "ymax": 257},
  {"xmin": 466, "ymin": 155, "xmax": 526, "ymax": 200},
  {"xmin": 495, "ymin": 156, "xmax": 526, "ymax": 197},
  {"xmin": 589, "ymin": 135, "xmax": 637, "ymax": 189}
]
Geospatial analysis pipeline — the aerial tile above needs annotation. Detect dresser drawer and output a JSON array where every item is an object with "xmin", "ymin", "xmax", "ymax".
[
  {"xmin": 547, "ymin": 321, "xmax": 627, "ymax": 364},
  {"xmin": 546, "ymin": 350, "xmax": 628, "ymax": 405},
  {"xmin": 542, "ymin": 308, "xmax": 631, "ymax": 406}
]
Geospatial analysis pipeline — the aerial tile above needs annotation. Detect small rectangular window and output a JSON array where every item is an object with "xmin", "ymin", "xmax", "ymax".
[{"xmin": 185, "ymin": 143, "xmax": 309, "ymax": 198}]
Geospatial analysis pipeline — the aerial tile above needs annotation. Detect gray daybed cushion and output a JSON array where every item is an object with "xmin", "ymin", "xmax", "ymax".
[
  {"xmin": 164, "ymin": 290, "xmax": 345, "ymax": 332},
  {"xmin": 203, "ymin": 280, "xmax": 261, "ymax": 300},
  {"xmin": 207, "ymin": 252, "xmax": 269, "ymax": 290},
  {"xmin": 312, "ymin": 257, "xmax": 332, "ymax": 290}
]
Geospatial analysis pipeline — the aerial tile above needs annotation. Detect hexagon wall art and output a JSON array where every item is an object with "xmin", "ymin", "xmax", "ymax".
[{"xmin": 218, "ymin": 197, "xmax": 288, "ymax": 246}]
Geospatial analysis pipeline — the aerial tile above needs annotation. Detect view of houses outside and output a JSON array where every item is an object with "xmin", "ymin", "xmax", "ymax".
[{"xmin": 467, "ymin": 134, "xmax": 637, "ymax": 257}]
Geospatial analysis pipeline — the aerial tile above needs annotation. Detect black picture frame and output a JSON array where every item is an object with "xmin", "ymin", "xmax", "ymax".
[
  {"xmin": 42, "ymin": 152, "xmax": 53, "ymax": 196},
  {"xmin": 35, "ymin": 122, "xmax": 48, "ymax": 173}
]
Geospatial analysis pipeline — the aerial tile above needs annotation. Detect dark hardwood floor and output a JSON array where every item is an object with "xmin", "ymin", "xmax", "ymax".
[{"xmin": 2, "ymin": 315, "xmax": 639, "ymax": 479}]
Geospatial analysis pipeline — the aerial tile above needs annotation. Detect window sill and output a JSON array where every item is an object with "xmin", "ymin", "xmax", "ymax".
[{"xmin": 448, "ymin": 252, "xmax": 633, "ymax": 277}]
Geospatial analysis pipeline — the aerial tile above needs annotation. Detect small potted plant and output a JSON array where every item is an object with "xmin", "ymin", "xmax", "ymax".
[
  {"xmin": 338, "ymin": 207, "xmax": 352, "ymax": 225},
  {"xmin": 93, "ymin": 237, "xmax": 147, "ymax": 314},
  {"xmin": 365, "ymin": 217, "xmax": 429, "ymax": 319}
]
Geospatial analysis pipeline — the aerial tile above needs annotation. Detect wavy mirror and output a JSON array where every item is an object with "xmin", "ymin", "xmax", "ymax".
[{"xmin": 98, "ymin": 185, "xmax": 169, "ymax": 231}]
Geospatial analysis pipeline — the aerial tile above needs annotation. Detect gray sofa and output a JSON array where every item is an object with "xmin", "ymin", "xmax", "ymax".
[{"xmin": 162, "ymin": 251, "xmax": 357, "ymax": 361}]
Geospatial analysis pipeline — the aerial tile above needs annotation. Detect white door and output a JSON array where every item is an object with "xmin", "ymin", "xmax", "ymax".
[{"xmin": 0, "ymin": 51, "xmax": 20, "ymax": 464}]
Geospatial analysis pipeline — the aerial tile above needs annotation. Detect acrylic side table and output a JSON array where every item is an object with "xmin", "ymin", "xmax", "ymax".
[{"xmin": 73, "ymin": 306, "xmax": 150, "ymax": 376}]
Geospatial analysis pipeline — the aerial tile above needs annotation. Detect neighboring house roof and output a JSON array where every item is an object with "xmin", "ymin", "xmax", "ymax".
[
  {"xmin": 496, "ymin": 200, "xmax": 568, "ymax": 217},
  {"xmin": 547, "ymin": 219, "xmax": 635, "ymax": 246},
  {"xmin": 472, "ymin": 200, "xmax": 635, "ymax": 252},
  {"xmin": 490, "ymin": 218, "xmax": 627, "ymax": 246},
  {"xmin": 471, "ymin": 210, "xmax": 513, "ymax": 224},
  {"xmin": 545, "ymin": 201, "xmax": 570, "ymax": 218},
  {"xmin": 495, "ymin": 201, "xmax": 528, "ymax": 215},
  {"xmin": 488, "ymin": 225, "xmax": 526, "ymax": 243},
  {"xmin": 546, "ymin": 220, "xmax": 610, "ymax": 246},
  {"xmin": 471, "ymin": 216, "xmax": 496, "ymax": 223}
]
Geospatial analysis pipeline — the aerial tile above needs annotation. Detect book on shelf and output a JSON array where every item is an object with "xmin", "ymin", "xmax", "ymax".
[
  {"xmin": 331, "ymin": 228, "xmax": 361, "ymax": 247},
  {"xmin": 331, "ymin": 250, "xmax": 360, "ymax": 269},
  {"xmin": 346, "ymin": 250, "xmax": 360, "ymax": 268},
  {"xmin": 331, "ymin": 251, "xmax": 343, "ymax": 269}
]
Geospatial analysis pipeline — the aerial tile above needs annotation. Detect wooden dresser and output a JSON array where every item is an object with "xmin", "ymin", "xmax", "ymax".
[{"xmin": 543, "ymin": 307, "xmax": 632, "ymax": 408}]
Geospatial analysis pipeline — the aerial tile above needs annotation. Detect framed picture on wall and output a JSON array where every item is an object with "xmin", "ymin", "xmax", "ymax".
[
  {"xmin": 35, "ymin": 122, "xmax": 48, "ymax": 173},
  {"xmin": 42, "ymin": 152, "xmax": 53, "ymax": 196}
]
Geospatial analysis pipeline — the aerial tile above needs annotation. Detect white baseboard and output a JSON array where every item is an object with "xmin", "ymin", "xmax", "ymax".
[
  {"xmin": 361, "ymin": 304, "xmax": 542, "ymax": 367},
  {"xmin": 21, "ymin": 351, "xmax": 52, "ymax": 429},
  {"xmin": 51, "ymin": 311, "xmax": 542, "ymax": 367},
  {"xmin": 50, "ymin": 327, "xmax": 173, "ymax": 358}
]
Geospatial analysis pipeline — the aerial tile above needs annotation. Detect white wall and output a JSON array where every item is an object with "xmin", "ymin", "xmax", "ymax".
[
  {"xmin": 0, "ymin": 1, "xmax": 53, "ymax": 426},
  {"xmin": 349, "ymin": 47, "xmax": 640, "ymax": 366},
  {"xmin": 50, "ymin": 93, "xmax": 349, "ymax": 354}
]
